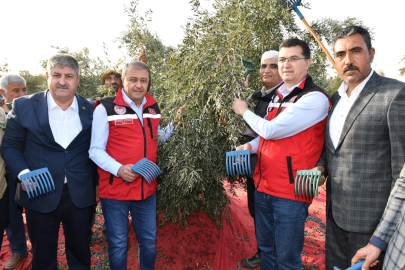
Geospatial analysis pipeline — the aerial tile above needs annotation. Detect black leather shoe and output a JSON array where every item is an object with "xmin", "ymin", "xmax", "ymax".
[{"xmin": 241, "ymin": 251, "xmax": 261, "ymax": 269}]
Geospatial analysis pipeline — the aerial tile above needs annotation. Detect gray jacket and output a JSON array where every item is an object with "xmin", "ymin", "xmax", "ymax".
[
  {"xmin": 317, "ymin": 72, "xmax": 405, "ymax": 233},
  {"xmin": 373, "ymin": 165, "xmax": 405, "ymax": 270}
]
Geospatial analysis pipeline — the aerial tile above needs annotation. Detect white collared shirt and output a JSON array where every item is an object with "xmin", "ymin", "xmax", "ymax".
[
  {"xmin": 18, "ymin": 92, "xmax": 82, "ymax": 182},
  {"xmin": 47, "ymin": 92, "xmax": 82, "ymax": 149},
  {"xmin": 329, "ymin": 70, "xmax": 374, "ymax": 148},
  {"xmin": 89, "ymin": 89, "xmax": 173, "ymax": 177},
  {"xmin": 244, "ymin": 78, "xmax": 330, "ymax": 153}
]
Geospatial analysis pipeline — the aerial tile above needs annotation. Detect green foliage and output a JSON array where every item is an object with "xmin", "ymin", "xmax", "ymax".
[
  {"xmin": 19, "ymin": 70, "xmax": 47, "ymax": 94},
  {"xmin": 118, "ymin": 0, "xmax": 175, "ymax": 89},
  {"xmin": 0, "ymin": 59, "xmax": 9, "ymax": 74},
  {"xmin": 376, "ymin": 69, "xmax": 385, "ymax": 77},
  {"xmin": 57, "ymin": 263, "xmax": 70, "ymax": 270},
  {"xmin": 399, "ymin": 54, "xmax": 405, "ymax": 76},
  {"xmin": 325, "ymin": 75, "xmax": 342, "ymax": 96}
]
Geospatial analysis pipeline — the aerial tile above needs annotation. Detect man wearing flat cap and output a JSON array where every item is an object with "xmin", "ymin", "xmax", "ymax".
[{"xmin": 100, "ymin": 70, "xmax": 122, "ymax": 93}]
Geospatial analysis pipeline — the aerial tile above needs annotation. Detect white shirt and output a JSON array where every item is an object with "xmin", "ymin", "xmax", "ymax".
[
  {"xmin": 329, "ymin": 70, "xmax": 374, "ymax": 148},
  {"xmin": 244, "ymin": 78, "xmax": 330, "ymax": 153},
  {"xmin": 19, "ymin": 92, "xmax": 82, "ymax": 182},
  {"xmin": 89, "ymin": 89, "xmax": 173, "ymax": 177}
]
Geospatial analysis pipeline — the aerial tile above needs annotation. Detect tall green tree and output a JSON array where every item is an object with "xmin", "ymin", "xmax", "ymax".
[
  {"xmin": 0, "ymin": 59, "xmax": 9, "ymax": 74},
  {"xmin": 19, "ymin": 70, "xmax": 47, "ymax": 94}
]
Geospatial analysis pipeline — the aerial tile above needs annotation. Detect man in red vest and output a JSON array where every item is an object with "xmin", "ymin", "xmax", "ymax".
[
  {"xmin": 232, "ymin": 38, "xmax": 330, "ymax": 270},
  {"xmin": 89, "ymin": 61, "xmax": 181, "ymax": 270}
]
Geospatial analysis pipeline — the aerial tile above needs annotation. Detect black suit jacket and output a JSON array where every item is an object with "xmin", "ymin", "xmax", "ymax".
[{"xmin": 0, "ymin": 90, "xmax": 97, "ymax": 213}]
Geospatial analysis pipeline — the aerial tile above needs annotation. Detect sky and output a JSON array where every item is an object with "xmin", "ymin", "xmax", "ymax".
[{"xmin": 1, "ymin": 0, "xmax": 404, "ymax": 80}]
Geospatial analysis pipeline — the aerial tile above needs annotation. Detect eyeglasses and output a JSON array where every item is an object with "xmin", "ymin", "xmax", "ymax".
[{"xmin": 278, "ymin": 57, "xmax": 308, "ymax": 63}]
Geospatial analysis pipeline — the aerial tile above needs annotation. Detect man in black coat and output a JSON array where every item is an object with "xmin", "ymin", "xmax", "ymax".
[{"xmin": 239, "ymin": 50, "xmax": 283, "ymax": 269}]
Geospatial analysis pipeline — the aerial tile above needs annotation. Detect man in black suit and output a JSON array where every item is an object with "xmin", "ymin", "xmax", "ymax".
[{"xmin": 1, "ymin": 54, "xmax": 97, "ymax": 270}]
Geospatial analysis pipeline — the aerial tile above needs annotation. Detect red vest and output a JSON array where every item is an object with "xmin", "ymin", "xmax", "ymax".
[
  {"xmin": 253, "ymin": 76, "xmax": 330, "ymax": 204},
  {"xmin": 95, "ymin": 90, "xmax": 161, "ymax": 200}
]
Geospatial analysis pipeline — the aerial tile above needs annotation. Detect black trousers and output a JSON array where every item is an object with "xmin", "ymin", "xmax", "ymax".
[
  {"xmin": 326, "ymin": 208, "xmax": 385, "ymax": 270},
  {"xmin": 26, "ymin": 189, "xmax": 93, "ymax": 270},
  {"xmin": 0, "ymin": 186, "xmax": 9, "ymax": 253},
  {"xmin": 246, "ymin": 176, "xmax": 261, "ymax": 253}
]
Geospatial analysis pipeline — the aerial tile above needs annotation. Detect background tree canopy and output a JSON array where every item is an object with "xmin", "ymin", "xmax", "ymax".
[{"xmin": 0, "ymin": 0, "xmax": 377, "ymax": 229}]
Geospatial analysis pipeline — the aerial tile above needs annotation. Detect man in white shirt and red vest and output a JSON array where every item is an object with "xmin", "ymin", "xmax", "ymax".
[
  {"xmin": 232, "ymin": 38, "xmax": 331, "ymax": 270},
  {"xmin": 89, "ymin": 61, "xmax": 178, "ymax": 270}
]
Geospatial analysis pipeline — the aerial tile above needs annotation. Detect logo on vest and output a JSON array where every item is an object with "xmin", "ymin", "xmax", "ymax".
[
  {"xmin": 273, "ymin": 96, "xmax": 280, "ymax": 103},
  {"xmin": 114, "ymin": 105, "xmax": 126, "ymax": 115},
  {"xmin": 148, "ymin": 108, "xmax": 156, "ymax": 114}
]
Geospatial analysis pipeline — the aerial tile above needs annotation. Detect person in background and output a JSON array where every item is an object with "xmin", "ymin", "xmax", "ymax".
[
  {"xmin": 0, "ymin": 107, "xmax": 7, "ymax": 254},
  {"xmin": 352, "ymin": 163, "xmax": 405, "ymax": 270},
  {"xmin": 0, "ymin": 74, "xmax": 29, "ymax": 269},
  {"xmin": 240, "ymin": 50, "xmax": 283, "ymax": 269},
  {"xmin": 0, "ymin": 74, "xmax": 27, "ymax": 113},
  {"xmin": 100, "ymin": 70, "xmax": 122, "ymax": 93}
]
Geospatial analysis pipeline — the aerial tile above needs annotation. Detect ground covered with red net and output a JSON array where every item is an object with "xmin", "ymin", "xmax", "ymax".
[{"xmin": 0, "ymin": 182, "xmax": 326, "ymax": 270}]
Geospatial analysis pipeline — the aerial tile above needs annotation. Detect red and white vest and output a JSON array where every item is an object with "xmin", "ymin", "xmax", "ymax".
[
  {"xmin": 94, "ymin": 90, "xmax": 161, "ymax": 201},
  {"xmin": 254, "ymin": 76, "xmax": 331, "ymax": 204}
]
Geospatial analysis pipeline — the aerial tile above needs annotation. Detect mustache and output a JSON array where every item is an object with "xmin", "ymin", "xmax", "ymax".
[
  {"xmin": 343, "ymin": 64, "xmax": 359, "ymax": 73},
  {"xmin": 56, "ymin": 84, "xmax": 69, "ymax": 89}
]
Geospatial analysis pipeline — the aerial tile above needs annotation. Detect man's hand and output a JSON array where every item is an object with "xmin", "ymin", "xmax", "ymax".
[
  {"xmin": 174, "ymin": 105, "xmax": 187, "ymax": 127},
  {"xmin": 351, "ymin": 243, "xmax": 381, "ymax": 270},
  {"xmin": 232, "ymin": 98, "xmax": 249, "ymax": 116},
  {"xmin": 311, "ymin": 166, "xmax": 326, "ymax": 186},
  {"xmin": 139, "ymin": 48, "xmax": 147, "ymax": 64},
  {"xmin": 236, "ymin": 143, "xmax": 253, "ymax": 154},
  {"xmin": 243, "ymin": 74, "xmax": 250, "ymax": 88},
  {"xmin": 21, "ymin": 179, "xmax": 37, "ymax": 192},
  {"xmin": 117, "ymin": 164, "xmax": 139, "ymax": 183}
]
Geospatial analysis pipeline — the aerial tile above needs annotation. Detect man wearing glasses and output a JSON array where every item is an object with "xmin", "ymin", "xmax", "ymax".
[{"xmin": 232, "ymin": 38, "xmax": 330, "ymax": 270}]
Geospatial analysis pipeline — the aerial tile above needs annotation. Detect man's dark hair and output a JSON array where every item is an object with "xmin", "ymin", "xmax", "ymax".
[
  {"xmin": 279, "ymin": 38, "xmax": 311, "ymax": 59},
  {"xmin": 333, "ymin": 26, "xmax": 372, "ymax": 52}
]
